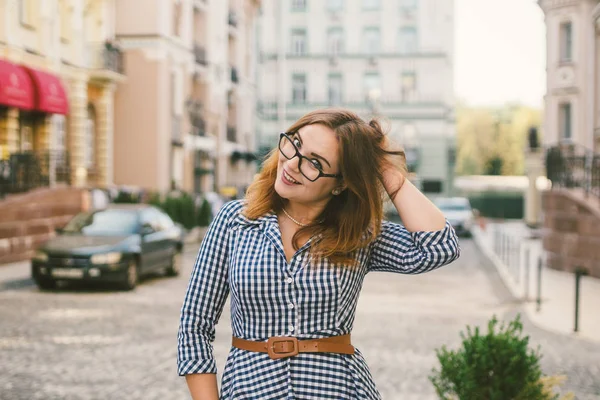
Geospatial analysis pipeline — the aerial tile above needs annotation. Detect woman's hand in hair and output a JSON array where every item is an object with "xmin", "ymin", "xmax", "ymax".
[{"xmin": 381, "ymin": 164, "xmax": 406, "ymax": 201}]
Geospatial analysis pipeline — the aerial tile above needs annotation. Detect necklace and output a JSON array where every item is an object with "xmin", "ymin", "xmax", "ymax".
[{"xmin": 282, "ymin": 208, "xmax": 310, "ymax": 227}]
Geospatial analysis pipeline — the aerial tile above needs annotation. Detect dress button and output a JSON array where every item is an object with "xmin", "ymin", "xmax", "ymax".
[
  {"xmin": 286, "ymin": 277, "xmax": 293, "ymax": 284},
  {"xmin": 288, "ymin": 303, "xmax": 294, "ymax": 309},
  {"xmin": 289, "ymin": 325, "xmax": 295, "ymax": 332}
]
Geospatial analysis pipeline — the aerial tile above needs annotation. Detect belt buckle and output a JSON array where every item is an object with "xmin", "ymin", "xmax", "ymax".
[{"xmin": 267, "ymin": 336, "xmax": 299, "ymax": 360}]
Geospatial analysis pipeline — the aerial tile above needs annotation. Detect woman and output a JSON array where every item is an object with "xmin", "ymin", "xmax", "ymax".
[{"xmin": 178, "ymin": 109, "xmax": 460, "ymax": 399}]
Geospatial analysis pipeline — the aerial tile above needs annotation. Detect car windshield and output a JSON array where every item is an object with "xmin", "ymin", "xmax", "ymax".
[{"xmin": 62, "ymin": 209, "xmax": 139, "ymax": 236}]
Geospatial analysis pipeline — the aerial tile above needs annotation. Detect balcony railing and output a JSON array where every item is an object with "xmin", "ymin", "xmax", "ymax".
[
  {"xmin": 0, "ymin": 151, "xmax": 71, "ymax": 197},
  {"xmin": 87, "ymin": 42, "xmax": 125, "ymax": 74},
  {"xmin": 228, "ymin": 11, "xmax": 238, "ymax": 27},
  {"xmin": 193, "ymin": 44, "xmax": 207, "ymax": 66},
  {"xmin": 227, "ymin": 126, "xmax": 237, "ymax": 142},
  {"xmin": 546, "ymin": 142, "xmax": 600, "ymax": 198},
  {"xmin": 230, "ymin": 66, "xmax": 239, "ymax": 83}
]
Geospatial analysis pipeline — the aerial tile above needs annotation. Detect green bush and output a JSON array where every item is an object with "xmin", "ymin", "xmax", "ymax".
[
  {"xmin": 160, "ymin": 192, "xmax": 196, "ymax": 230},
  {"xmin": 196, "ymin": 198, "xmax": 212, "ymax": 227},
  {"xmin": 429, "ymin": 315, "xmax": 556, "ymax": 400},
  {"xmin": 113, "ymin": 190, "xmax": 140, "ymax": 204}
]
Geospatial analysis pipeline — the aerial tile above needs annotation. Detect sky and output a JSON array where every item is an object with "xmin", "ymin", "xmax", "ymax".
[{"xmin": 454, "ymin": 0, "xmax": 546, "ymax": 108}]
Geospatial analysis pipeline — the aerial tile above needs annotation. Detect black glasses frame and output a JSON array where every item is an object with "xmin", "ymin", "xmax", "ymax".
[{"xmin": 278, "ymin": 132, "xmax": 342, "ymax": 182}]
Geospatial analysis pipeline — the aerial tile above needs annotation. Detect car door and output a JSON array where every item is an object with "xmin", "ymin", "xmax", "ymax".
[
  {"xmin": 146, "ymin": 207, "xmax": 174, "ymax": 270},
  {"xmin": 156, "ymin": 210, "xmax": 180, "ymax": 265},
  {"xmin": 139, "ymin": 209, "xmax": 164, "ymax": 271}
]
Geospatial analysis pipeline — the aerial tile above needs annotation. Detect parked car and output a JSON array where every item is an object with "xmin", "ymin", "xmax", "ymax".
[
  {"xmin": 435, "ymin": 197, "xmax": 476, "ymax": 237},
  {"xmin": 31, "ymin": 204, "xmax": 184, "ymax": 291}
]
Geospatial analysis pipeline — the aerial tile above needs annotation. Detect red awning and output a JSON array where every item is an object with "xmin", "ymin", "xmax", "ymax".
[
  {"xmin": 0, "ymin": 59, "xmax": 34, "ymax": 110},
  {"xmin": 23, "ymin": 67, "xmax": 69, "ymax": 115}
]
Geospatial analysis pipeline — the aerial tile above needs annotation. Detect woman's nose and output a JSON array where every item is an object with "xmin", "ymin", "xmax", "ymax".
[{"xmin": 285, "ymin": 155, "xmax": 301, "ymax": 172}]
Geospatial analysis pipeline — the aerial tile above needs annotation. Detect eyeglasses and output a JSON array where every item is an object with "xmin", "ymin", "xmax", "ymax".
[{"xmin": 278, "ymin": 132, "xmax": 342, "ymax": 182}]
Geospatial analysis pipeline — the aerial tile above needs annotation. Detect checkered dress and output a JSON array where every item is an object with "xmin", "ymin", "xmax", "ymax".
[{"xmin": 178, "ymin": 200, "xmax": 460, "ymax": 399}]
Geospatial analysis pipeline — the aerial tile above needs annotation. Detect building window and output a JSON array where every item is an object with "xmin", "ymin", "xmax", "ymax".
[
  {"xmin": 173, "ymin": 0, "xmax": 182, "ymax": 37},
  {"xmin": 59, "ymin": 0, "xmax": 71, "ymax": 41},
  {"xmin": 400, "ymin": 0, "xmax": 418, "ymax": 10},
  {"xmin": 85, "ymin": 105, "xmax": 96, "ymax": 169},
  {"xmin": 398, "ymin": 26, "xmax": 418, "ymax": 54},
  {"xmin": 559, "ymin": 103, "xmax": 572, "ymax": 140},
  {"xmin": 292, "ymin": 74, "xmax": 307, "ymax": 103},
  {"xmin": 328, "ymin": 74, "xmax": 343, "ymax": 106},
  {"xmin": 401, "ymin": 71, "xmax": 416, "ymax": 102},
  {"xmin": 363, "ymin": 27, "xmax": 380, "ymax": 55},
  {"xmin": 292, "ymin": 0, "xmax": 307, "ymax": 11},
  {"xmin": 327, "ymin": 28, "xmax": 344, "ymax": 56},
  {"xmin": 19, "ymin": 0, "xmax": 35, "ymax": 26},
  {"xmin": 327, "ymin": 0, "xmax": 344, "ymax": 11},
  {"xmin": 560, "ymin": 22, "xmax": 573, "ymax": 62},
  {"xmin": 291, "ymin": 29, "xmax": 307, "ymax": 55},
  {"xmin": 363, "ymin": 0, "xmax": 380, "ymax": 10},
  {"xmin": 363, "ymin": 72, "xmax": 381, "ymax": 99}
]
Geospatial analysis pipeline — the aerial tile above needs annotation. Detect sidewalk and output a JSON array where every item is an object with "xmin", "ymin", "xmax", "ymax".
[{"xmin": 472, "ymin": 220, "xmax": 600, "ymax": 343}]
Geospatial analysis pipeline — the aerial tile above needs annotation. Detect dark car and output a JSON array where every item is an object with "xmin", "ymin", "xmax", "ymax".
[{"xmin": 31, "ymin": 204, "xmax": 184, "ymax": 291}]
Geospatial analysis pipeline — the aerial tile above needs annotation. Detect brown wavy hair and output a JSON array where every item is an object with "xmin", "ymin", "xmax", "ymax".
[{"xmin": 244, "ymin": 108, "xmax": 406, "ymax": 266}]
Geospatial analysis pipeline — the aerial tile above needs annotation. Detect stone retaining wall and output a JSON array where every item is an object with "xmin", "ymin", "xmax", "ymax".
[{"xmin": 542, "ymin": 189, "xmax": 600, "ymax": 278}]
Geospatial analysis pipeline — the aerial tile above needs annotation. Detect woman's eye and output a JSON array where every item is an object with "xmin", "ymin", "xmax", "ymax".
[
  {"xmin": 292, "ymin": 138, "xmax": 301, "ymax": 148},
  {"xmin": 310, "ymin": 159, "xmax": 323, "ymax": 170}
]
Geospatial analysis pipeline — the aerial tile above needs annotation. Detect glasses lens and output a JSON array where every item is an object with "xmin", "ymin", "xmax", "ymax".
[
  {"xmin": 299, "ymin": 161, "xmax": 320, "ymax": 181},
  {"xmin": 279, "ymin": 135, "xmax": 296, "ymax": 159}
]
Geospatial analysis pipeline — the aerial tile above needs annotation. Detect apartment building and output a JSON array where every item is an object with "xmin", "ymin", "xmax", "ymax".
[
  {"xmin": 256, "ymin": 0, "xmax": 456, "ymax": 195},
  {"xmin": 114, "ymin": 0, "xmax": 260, "ymax": 195},
  {"xmin": 539, "ymin": 0, "xmax": 600, "ymax": 151}
]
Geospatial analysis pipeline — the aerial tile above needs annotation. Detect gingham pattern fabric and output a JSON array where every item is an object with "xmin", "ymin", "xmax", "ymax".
[{"xmin": 178, "ymin": 200, "xmax": 460, "ymax": 399}]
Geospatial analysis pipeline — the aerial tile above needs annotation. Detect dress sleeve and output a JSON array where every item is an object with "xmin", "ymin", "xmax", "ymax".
[
  {"xmin": 177, "ymin": 201, "xmax": 239, "ymax": 376},
  {"xmin": 368, "ymin": 219, "xmax": 460, "ymax": 274}
]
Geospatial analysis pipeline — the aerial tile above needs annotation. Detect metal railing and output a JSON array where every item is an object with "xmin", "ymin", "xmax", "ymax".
[
  {"xmin": 0, "ymin": 151, "xmax": 71, "ymax": 197},
  {"xmin": 87, "ymin": 42, "xmax": 125, "ymax": 74},
  {"xmin": 546, "ymin": 142, "xmax": 600, "ymax": 198}
]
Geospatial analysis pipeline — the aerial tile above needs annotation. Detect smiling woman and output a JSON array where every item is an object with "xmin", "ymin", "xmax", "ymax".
[{"xmin": 178, "ymin": 108, "xmax": 461, "ymax": 400}]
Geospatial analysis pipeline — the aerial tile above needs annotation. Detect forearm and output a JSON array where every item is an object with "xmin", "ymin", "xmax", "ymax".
[
  {"xmin": 185, "ymin": 373, "xmax": 219, "ymax": 400},
  {"xmin": 390, "ymin": 178, "xmax": 446, "ymax": 233}
]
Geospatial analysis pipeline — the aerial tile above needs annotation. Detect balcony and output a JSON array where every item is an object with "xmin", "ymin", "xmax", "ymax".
[
  {"xmin": 227, "ymin": 126, "xmax": 237, "ymax": 143},
  {"xmin": 228, "ymin": 11, "xmax": 238, "ymax": 27},
  {"xmin": 193, "ymin": 44, "xmax": 207, "ymax": 66},
  {"xmin": 186, "ymin": 99, "xmax": 206, "ymax": 137},
  {"xmin": 87, "ymin": 41, "xmax": 126, "ymax": 82},
  {"xmin": 172, "ymin": 117, "xmax": 183, "ymax": 146},
  {"xmin": 230, "ymin": 66, "xmax": 239, "ymax": 84}
]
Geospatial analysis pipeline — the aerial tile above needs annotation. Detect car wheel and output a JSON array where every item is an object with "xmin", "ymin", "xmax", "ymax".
[
  {"xmin": 121, "ymin": 259, "xmax": 139, "ymax": 291},
  {"xmin": 35, "ymin": 278, "xmax": 57, "ymax": 291},
  {"xmin": 166, "ymin": 251, "xmax": 181, "ymax": 277}
]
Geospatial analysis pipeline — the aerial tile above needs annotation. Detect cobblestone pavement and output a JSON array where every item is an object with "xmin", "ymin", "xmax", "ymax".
[{"xmin": 0, "ymin": 240, "xmax": 599, "ymax": 400}]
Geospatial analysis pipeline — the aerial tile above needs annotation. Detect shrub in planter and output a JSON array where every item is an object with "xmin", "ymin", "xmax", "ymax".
[
  {"xmin": 196, "ymin": 197, "xmax": 212, "ymax": 227},
  {"xmin": 161, "ymin": 192, "xmax": 196, "ymax": 230},
  {"xmin": 429, "ymin": 315, "xmax": 567, "ymax": 400},
  {"xmin": 113, "ymin": 190, "xmax": 140, "ymax": 204}
]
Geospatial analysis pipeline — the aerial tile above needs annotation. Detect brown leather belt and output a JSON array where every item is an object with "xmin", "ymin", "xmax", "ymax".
[{"xmin": 232, "ymin": 334, "xmax": 355, "ymax": 360}]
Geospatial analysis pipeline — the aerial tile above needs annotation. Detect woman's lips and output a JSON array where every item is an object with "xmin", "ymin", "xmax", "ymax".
[{"xmin": 282, "ymin": 169, "xmax": 301, "ymax": 186}]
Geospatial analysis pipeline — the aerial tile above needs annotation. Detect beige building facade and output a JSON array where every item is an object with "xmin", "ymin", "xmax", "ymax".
[
  {"xmin": 539, "ymin": 0, "xmax": 600, "ymax": 150},
  {"xmin": 114, "ymin": 0, "xmax": 260, "ymax": 196},
  {"xmin": 0, "ymin": 0, "xmax": 125, "ymax": 192}
]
